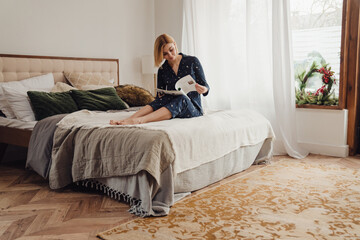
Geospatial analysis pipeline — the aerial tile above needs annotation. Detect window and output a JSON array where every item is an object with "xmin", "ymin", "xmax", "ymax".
[{"xmin": 290, "ymin": 0, "xmax": 343, "ymax": 107}]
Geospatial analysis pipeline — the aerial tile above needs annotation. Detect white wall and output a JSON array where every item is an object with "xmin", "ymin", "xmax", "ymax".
[
  {"xmin": 296, "ymin": 108, "xmax": 349, "ymax": 157},
  {"xmin": 154, "ymin": 0, "xmax": 183, "ymax": 50},
  {"xmin": 139, "ymin": 0, "xmax": 183, "ymax": 94},
  {"xmin": 0, "ymin": 0, "xmax": 183, "ymax": 91},
  {"xmin": 0, "ymin": 0, "xmax": 155, "ymax": 89}
]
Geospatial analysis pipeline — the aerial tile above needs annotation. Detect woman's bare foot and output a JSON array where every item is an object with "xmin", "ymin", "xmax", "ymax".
[
  {"xmin": 118, "ymin": 117, "xmax": 143, "ymax": 125},
  {"xmin": 109, "ymin": 119, "xmax": 121, "ymax": 125},
  {"xmin": 109, "ymin": 107, "xmax": 171, "ymax": 125},
  {"xmin": 109, "ymin": 117, "xmax": 143, "ymax": 125}
]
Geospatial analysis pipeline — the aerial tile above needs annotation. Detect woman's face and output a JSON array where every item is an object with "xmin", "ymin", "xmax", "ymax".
[{"xmin": 162, "ymin": 43, "xmax": 177, "ymax": 62}]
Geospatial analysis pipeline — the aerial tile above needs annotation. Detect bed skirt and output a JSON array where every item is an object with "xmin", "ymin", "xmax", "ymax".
[{"xmin": 77, "ymin": 138, "xmax": 272, "ymax": 217}]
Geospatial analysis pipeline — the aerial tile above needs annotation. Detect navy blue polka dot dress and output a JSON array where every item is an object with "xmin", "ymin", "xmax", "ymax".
[{"xmin": 149, "ymin": 53, "xmax": 210, "ymax": 119}]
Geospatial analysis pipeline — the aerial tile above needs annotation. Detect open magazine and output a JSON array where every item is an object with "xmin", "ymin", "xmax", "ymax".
[{"xmin": 156, "ymin": 75, "xmax": 197, "ymax": 96}]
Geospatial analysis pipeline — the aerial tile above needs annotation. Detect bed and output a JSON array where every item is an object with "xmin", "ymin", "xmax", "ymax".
[{"xmin": 0, "ymin": 54, "xmax": 275, "ymax": 217}]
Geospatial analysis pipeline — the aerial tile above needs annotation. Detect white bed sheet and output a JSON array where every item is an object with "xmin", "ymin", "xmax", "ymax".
[
  {"xmin": 0, "ymin": 107, "xmax": 142, "ymax": 131},
  {"xmin": 0, "ymin": 116, "xmax": 36, "ymax": 130}
]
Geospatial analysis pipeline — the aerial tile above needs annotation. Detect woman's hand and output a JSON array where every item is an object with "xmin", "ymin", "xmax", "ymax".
[{"xmin": 195, "ymin": 83, "xmax": 208, "ymax": 95}]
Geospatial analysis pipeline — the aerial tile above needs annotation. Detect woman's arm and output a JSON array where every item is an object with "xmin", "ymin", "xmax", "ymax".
[{"xmin": 193, "ymin": 57, "xmax": 210, "ymax": 96}]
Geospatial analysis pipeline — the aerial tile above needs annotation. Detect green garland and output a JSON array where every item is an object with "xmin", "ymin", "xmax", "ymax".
[{"xmin": 295, "ymin": 61, "xmax": 338, "ymax": 106}]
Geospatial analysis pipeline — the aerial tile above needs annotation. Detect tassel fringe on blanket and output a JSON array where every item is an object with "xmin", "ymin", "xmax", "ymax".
[{"xmin": 75, "ymin": 179, "xmax": 149, "ymax": 217}]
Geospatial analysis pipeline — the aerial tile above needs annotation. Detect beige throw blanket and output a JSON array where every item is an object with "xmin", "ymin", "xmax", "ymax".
[
  {"xmin": 51, "ymin": 109, "xmax": 275, "ymax": 186},
  {"xmin": 49, "ymin": 111, "xmax": 175, "ymax": 189}
]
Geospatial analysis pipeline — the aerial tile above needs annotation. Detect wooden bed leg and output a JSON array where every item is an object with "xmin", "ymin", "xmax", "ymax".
[{"xmin": 0, "ymin": 143, "xmax": 8, "ymax": 163}]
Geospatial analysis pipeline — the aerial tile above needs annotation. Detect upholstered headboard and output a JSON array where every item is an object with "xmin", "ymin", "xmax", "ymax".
[{"xmin": 0, "ymin": 54, "xmax": 119, "ymax": 85}]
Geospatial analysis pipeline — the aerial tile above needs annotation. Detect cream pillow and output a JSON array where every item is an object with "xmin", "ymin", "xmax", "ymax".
[
  {"xmin": 64, "ymin": 72, "xmax": 114, "ymax": 89},
  {"xmin": 79, "ymin": 84, "xmax": 113, "ymax": 90},
  {"xmin": 51, "ymin": 82, "xmax": 77, "ymax": 92},
  {"xmin": 0, "ymin": 73, "xmax": 54, "ymax": 118}
]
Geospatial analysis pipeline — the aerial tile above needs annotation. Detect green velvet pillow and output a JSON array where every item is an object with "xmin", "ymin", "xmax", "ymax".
[
  {"xmin": 70, "ymin": 87, "xmax": 128, "ymax": 111},
  {"xmin": 27, "ymin": 91, "xmax": 79, "ymax": 120}
]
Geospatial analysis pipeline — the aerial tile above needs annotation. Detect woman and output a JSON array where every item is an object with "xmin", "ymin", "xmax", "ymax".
[{"xmin": 110, "ymin": 33, "xmax": 210, "ymax": 125}]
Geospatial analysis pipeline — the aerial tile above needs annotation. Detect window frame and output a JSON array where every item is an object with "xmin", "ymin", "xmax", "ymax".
[
  {"xmin": 295, "ymin": 0, "xmax": 347, "ymax": 110},
  {"xmin": 342, "ymin": 0, "xmax": 360, "ymax": 155}
]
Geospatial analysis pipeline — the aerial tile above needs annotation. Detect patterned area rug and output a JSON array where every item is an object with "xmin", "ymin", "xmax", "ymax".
[{"xmin": 97, "ymin": 158, "xmax": 360, "ymax": 240}]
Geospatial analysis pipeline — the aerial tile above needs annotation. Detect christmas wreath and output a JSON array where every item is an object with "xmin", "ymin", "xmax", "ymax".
[{"xmin": 295, "ymin": 61, "xmax": 338, "ymax": 106}]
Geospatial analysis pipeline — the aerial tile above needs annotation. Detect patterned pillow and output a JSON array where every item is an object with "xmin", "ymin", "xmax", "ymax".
[
  {"xmin": 79, "ymin": 84, "xmax": 112, "ymax": 90},
  {"xmin": 51, "ymin": 82, "xmax": 77, "ymax": 92},
  {"xmin": 115, "ymin": 84, "xmax": 155, "ymax": 107},
  {"xmin": 64, "ymin": 72, "xmax": 114, "ymax": 89}
]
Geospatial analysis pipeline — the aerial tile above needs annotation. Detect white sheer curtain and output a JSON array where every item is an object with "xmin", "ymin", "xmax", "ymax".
[{"xmin": 182, "ymin": 0, "xmax": 308, "ymax": 157}]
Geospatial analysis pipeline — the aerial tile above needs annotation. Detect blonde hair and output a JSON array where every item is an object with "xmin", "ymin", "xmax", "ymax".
[{"xmin": 154, "ymin": 34, "xmax": 178, "ymax": 67}]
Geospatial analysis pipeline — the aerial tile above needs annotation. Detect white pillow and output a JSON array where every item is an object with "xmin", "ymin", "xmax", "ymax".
[
  {"xmin": 0, "ymin": 85, "xmax": 16, "ymax": 118},
  {"xmin": 0, "ymin": 73, "xmax": 54, "ymax": 120},
  {"xmin": 2, "ymin": 86, "xmax": 37, "ymax": 121}
]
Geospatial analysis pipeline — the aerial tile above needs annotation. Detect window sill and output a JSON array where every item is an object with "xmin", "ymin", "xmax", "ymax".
[{"xmin": 296, "ymin": 104, "xmax": 343, "ymax": 110}]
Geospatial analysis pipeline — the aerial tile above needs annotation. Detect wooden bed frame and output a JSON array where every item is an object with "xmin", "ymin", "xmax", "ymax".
[{"xmin": 0, "ymin": 54, "xmax": 120, "ymax": 161}]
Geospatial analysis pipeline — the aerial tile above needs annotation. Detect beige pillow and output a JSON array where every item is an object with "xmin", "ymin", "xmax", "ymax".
[
  {"xmin": 64, "ymin": 72, "xmax": 114, "ymax": 89},
  {"xmin": 80, "ymin": 84, "xmax": 112, "ymax": 90},
  {"xmin": 51, "ymin": 82, "xmax": 77, "ymax": 92}
]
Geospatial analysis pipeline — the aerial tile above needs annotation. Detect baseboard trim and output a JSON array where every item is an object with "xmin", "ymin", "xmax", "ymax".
[{"xmin": 299, "ymin": 142, "xmax": 349, "ymax": 157}]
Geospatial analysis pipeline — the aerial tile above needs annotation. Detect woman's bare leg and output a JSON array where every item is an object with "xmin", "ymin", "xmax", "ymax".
[
  {"xmin": 116, "ymin": 107, "xmax": 171, "ymax": 125},
  {"xmin": 110, "ymin": 105, "xmax": 153, "ymax": 125},
  {"xmin": 128, "ymin": 105, "xmax": 154, "ymax": 118}
]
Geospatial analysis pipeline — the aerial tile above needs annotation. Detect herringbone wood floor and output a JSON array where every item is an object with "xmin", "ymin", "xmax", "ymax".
[
  {"xmin": 1, "ymin": 154, "xmax": 359, "ymax": 239},
  {"xmin": 0, "ymin": 160, "xmax": 138, "ymax": 240}
]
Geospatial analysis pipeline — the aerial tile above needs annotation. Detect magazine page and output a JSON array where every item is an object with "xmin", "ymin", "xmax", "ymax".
[
  {"xmin": 156, "ymin": 75, "xmax": 196, "ymax": 96},
  {"xmin": 175, "ymin": 75, "xmax": 197, "ymax": 94}
]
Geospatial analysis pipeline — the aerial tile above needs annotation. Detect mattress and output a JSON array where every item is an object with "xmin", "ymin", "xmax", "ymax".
[{"xmin": 174, "ymin": 138, "xmax": 272, "ymax": 192}]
